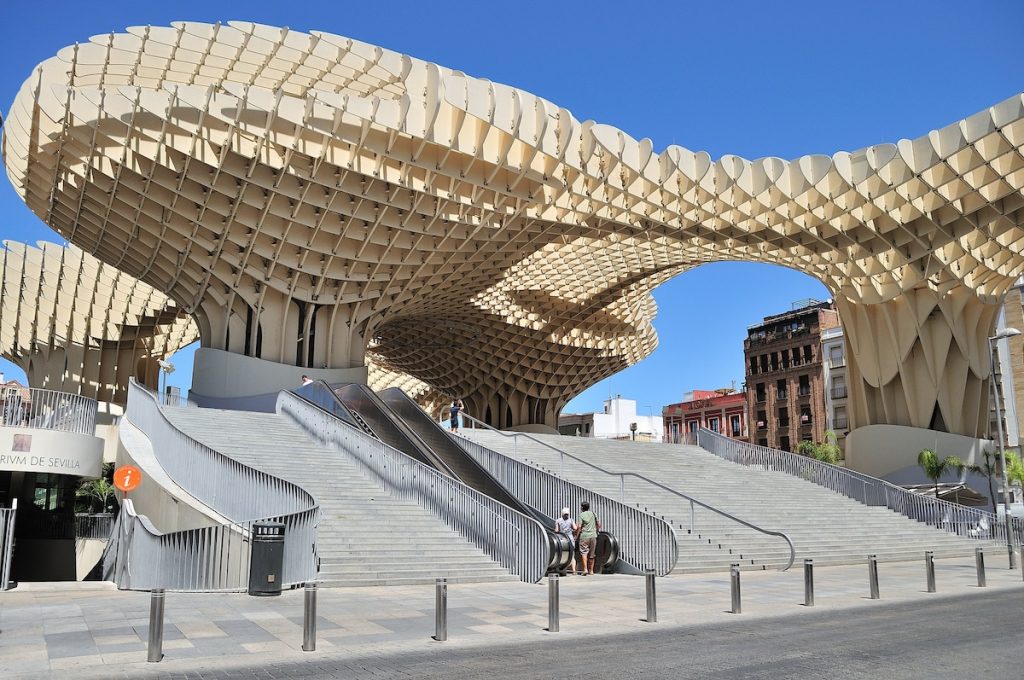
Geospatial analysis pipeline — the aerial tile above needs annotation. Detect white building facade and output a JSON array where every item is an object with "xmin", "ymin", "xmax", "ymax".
[
  {"xmin": 558, "ymin": 396, "xmax": 663, "ymax": 441},
  {"xmin": 820, "ymin": 326, "xmax": 849, "ymax": 456}
]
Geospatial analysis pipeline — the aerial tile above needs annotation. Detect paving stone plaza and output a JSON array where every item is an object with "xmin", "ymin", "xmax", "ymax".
[{"xmin": 2, "ymin": 556, "xmax": 1021, "ymax": 678}]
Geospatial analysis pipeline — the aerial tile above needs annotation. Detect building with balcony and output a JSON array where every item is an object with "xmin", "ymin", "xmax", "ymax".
[
  {"xmin": 821, "ymin": 326, "xmax": 849, "ymax": 457},
  {"xmin": 663, "ymin": 390, "xmax": 747, "ymax": 443},
  {"xmin": 744, "ymin": 300, "xmax": 840, "ymax": 452}
]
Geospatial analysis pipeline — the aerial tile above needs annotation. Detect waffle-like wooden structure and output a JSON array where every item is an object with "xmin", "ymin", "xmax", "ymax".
[
  {"xmin": 4, "ymin": 21, "xmax": 1023, "ymax": 433},
  {"xmin": 0, "ymin": 241, "xmax": 197, "ymax": 404}
]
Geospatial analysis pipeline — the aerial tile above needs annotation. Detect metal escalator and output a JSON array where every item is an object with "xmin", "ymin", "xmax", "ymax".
[
  {"xmin": 376, "ymin": 388, "xmax": 619, "ymax": 574},
  {"xmin": 331, "ymin": 383, "xmax": 454, "ymax": 473},
  {"xmin": 323, "ymin": 383, "xmax": 577, "ymax": 573}
]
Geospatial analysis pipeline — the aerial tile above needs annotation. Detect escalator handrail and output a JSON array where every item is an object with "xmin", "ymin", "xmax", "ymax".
[
  {"xmin": 377, "ymin": 388, "xmax": 531, "ymax": 515},
  {"xmin": 459, "ymin": 412, "xmax": 795, "ymax": 572},
  {"xmin": 332, "ymin": 383, "xmax": 461, "ymax": 480}
]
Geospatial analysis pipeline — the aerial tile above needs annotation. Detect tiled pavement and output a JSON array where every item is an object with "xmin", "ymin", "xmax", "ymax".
[{"xmin": 1, "ymin": 554, "xmax": 1021, "ymax": 679}]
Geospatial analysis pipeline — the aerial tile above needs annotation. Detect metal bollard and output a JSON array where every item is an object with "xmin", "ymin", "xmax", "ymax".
[
  {"xmin": 434, "ymin": 578, "xmax": 447, "ymax": 641},
  {"xmin": 302, "ymin": 583, "xmax": 317, "ymax": 652},
  {"xmin": 548, "ymin": 574, "xmax": 559, "ymax": 632},
  {"xmin": 645, "ymin": 568, "xmax": 657, "ymax": 623},
  {"xmin": 925, "ymin": 551, "xmax": 936, "ymax": 593},
  {"xmin": 147, "ymin": 589, "xmax": 165, "ymax": 663},
  {"xmin": 868, "ymin": 555, "xmax": 880, "ymax": 600},
  {"xmin": 975, "ymin": 547, "xmax": 986, "ymax": 587},
  {"xmin": 803, "ymin": 559, "xmax": 814, "ymax": 607},
  {"xmin": 730, "ymin": 564, "xmax": 742, "ymax": 614}
]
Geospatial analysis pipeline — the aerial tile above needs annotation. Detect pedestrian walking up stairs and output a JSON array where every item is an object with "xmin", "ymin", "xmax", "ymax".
[
  {"xmin": 161, "ymin": 407, "xmax": 519, "ymax": 587},
  {"xmin": 460, "ymin": 429, "xmax": 1004, "ymax": 572}
]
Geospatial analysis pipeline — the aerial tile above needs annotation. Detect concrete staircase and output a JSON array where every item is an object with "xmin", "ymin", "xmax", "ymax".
[
  {"xmin": 461, "ymin": 430, "xmax": 1003, "ymax": 572},
  {"xmin": 161, "ymin": 407, "xmax": 518, "ymax": 587}
]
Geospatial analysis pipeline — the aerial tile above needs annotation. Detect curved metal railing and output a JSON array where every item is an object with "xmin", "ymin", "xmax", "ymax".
[
  {"xmin": 456, "ymin": 432, "xmax": 679, "ymax": 575},
  {"xmin": 460, "ymin": 414, "xmax": 795, "ymax": 571},
  {"xmin": 695, "ymin": 428, "xmax": 1024, "ymax": 547},
  {"xmin": 1, "ymin": 385, "xmax": 98, "ymax": 435},
  {"xmin": 103, "ymin": 499, "xmax": 256, "ymax": 591},
  {"xmin": 278, "ymin": 387, "xmax": 550, "ymax": 583},
  {"xmin": 104, "ymin": 379, "xmax": 320, "ymax": 591}
]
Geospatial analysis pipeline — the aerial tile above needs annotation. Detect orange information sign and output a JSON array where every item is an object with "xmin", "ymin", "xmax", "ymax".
[{"xmin": 113, "ymin": 465, "xmax": 142, "ymax": 492}]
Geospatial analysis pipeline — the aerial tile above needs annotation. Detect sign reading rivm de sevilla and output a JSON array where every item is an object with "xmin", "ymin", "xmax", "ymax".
[{"xmin": 0, "ymin": 427, "xmax": 103, "ymax": 478}]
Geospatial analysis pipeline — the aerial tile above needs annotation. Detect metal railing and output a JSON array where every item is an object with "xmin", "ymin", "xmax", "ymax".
[
  {"xmin": 662, "ymin": 432, "xmax": 697, "ymax": 445},
  {"xmin": 456, "ymin": 432, "xmax": 679, "ymax": 575},
  {"xmin": 75, "ymin": 513, "xmax": 116, "ymax": 540},
  {"xmin": 695, "ymin": 427, "xmax": 1024, "ymax": 546},
  {"xmin": 1, "ymin": 386, "xmax": 98, "ymax": 435},
  {"xmin": 160, "ymin": 393, "xmax": 197, "ymax": 408},
  {"xmin": 104, "ymin": 499, "xmax": 254, "ymax": 591},
  {"xmin": 1, "ymin": 499, "xmax": 16, "ymax": 590},
  {"xmin": 277, "ymin": 388, "xmax": 550, "ymax": 583},
  {"xmin": 831, "ymin": 387, "xmax": 848, "ymax": 399},
  {"xmin": 104, "ymin": 379, "xmax": 320, "ymax": 591},
  {"xmin": 459, "ymin": 414, "xmax": 794, "ymax": 571}
]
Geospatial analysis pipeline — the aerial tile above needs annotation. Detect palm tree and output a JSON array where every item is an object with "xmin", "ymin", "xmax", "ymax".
[
  {"xmin": 967, "ymin": 451, "xmax": 999, "ymax": 513},
  {"xmin": 917, "ymin": 449, "xmax": 966, "ymax": 502},
  {"xmin": 76, "ymin": 477, "xmax": 117, "ymax": 514}
]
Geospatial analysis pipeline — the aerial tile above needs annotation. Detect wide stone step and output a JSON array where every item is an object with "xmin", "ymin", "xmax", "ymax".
[
  {"xmin": 463, "ymin": 430, "xmax": 993, "ymax": 571},
  {"xmin": 318, "ymin": 573, "xmax": 519, "ymax": 587},
  {"xmin": 160, "ymin": 406, "xmax": 521, "ymax": 586}
]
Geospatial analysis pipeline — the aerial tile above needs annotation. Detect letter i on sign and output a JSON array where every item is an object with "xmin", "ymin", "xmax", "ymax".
[{"xmin": 113, "ymin": 465, "xmax": 143, "ymax": 497}]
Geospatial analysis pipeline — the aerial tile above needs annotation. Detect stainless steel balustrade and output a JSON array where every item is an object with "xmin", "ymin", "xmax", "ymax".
[
  {"xmin": 1, "ymin": 386, "xmax": 98, "ymax": 435},
  {"xmin": 104, "ymin": 380, "xmax": 320, "ymax": 591},
  {"xmin": 104, "ymin": 499, "xmax": 254, "ymax": 591},
  {"xmin": 456, "ymin": 432, "xmax": 679, "ymax": 576},
  {"xmin": 695, "ymin": 428, "xmax": 1024, "ymax": 547},
  {"xmin": 459, "ymin": 414, "xmax": 794, "ymax": 571},
  {"xmin": 1, "ymin": 499, "xmax": 16, "ymax": 590},
  {"xmin": 277, "ymin": 390, "xmax": 550, "ymax": 583}
]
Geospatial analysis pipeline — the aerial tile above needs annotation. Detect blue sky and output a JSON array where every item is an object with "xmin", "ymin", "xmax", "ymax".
[{"xmin": 1, "ymin": 1, "xmax": 1021, "ymax": 411}]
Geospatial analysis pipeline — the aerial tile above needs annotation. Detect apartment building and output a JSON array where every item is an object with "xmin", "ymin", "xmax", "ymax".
[{"xmin": 744, "ymin": 300, "xmax": 840, "ymax": 452}]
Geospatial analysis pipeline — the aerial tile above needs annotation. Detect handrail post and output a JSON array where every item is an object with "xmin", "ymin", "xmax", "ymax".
[
  {"xmin": 868, "ymin": 555, "xmax": 880, "ymax": 599},
  {"xmin": 645, "ymin": 568, "xmax": 657, "ymax": 622},
  {"xmin": 925, "ymin": 551, "xmax": 936, "ymax": 593},
  {"xmin": 434, "ymin": 578, "xmax": 448, "ymax": 641},
  {"xmin": 548, "ymin": 574, "xmax": 559, "ymax": 632},
  {"xmin": 975, "ymin": 547, "xmax": 986, "ymax": 587},
  {"xmin": 803, "ymin": 559, "xmax": 814, "ymax": 606},
  {"xmin": 689, "ymin": 500, "xmax": 694, "ymax": 534},
  {"xmin": 147, "ymin": 589, "xmax": 165, "ymax": 662},
  {"xmin": 302, "ymin": 583, "xmax": 317, "ymax": 651},
  {"xmin": 730, "ymin": 564, "xmax": 741, "ymax": 614}
]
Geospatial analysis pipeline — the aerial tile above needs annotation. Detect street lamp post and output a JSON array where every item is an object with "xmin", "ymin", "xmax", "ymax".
[
  {"xmin": 157, "ymin": 360, "xmax": 175, "ymax": 406},
  {"xmin": 988, "ymin": 327, "xmax": 1020, "ymax": 569}
]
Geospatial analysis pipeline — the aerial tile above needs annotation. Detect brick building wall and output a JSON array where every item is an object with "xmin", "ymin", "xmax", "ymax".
[{"xmin": 744, "ymin": 302, "xmax": 839, "ymax": 452}]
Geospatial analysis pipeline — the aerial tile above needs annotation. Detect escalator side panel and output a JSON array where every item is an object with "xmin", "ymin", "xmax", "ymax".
[
  {"xmin": 332, "ymin": 384, "xmax": 444, "ymax": 471},
  {"xmin": 378, "ymin": 388, "xmax": 526, "ymax": 514}
]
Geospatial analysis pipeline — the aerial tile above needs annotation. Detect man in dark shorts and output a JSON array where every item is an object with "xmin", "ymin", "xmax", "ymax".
[
  {"xmin": 449, "ymin": 400, "xmax": 463, "ymax": 433},
  {"xmin": 577, "ymin": 500, "xmax": 601, "ymax": 575}
]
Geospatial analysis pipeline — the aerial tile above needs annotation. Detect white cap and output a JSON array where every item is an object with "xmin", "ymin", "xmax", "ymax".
[{"xmin": 561, "ymin": 507, "xmax": 570, "ymax": 515}]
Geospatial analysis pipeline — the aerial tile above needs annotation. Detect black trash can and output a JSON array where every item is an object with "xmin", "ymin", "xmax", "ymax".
[{"xmin": 249, "ymin": 522, "xmax": 285, "ymax": 596}]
